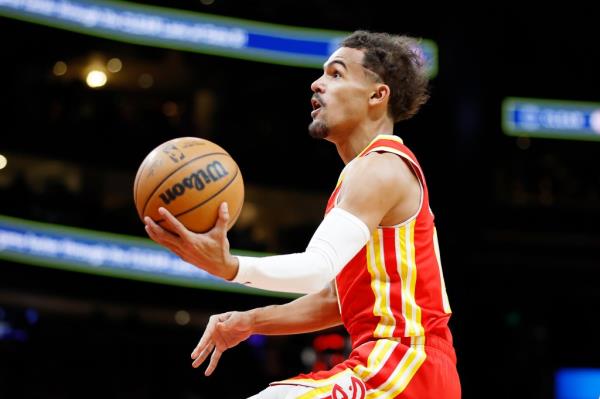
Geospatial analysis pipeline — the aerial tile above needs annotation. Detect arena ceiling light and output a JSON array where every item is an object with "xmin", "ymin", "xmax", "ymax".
[{"xmin": 85, "ymin": 69, "xmax": 107, "ymax": 88}]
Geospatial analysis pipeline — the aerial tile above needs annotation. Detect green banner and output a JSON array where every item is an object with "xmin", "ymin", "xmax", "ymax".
[
  {"xmin": 503, "ymin": 97, "xmax": 600, "ymax": 141},
  {"xmin": 0, "ymin": 0, "xmax": 438, "ymax": 74},
  {"xmin": 0, "ymin": 214, "xmax": 296, "ymax": 298}
]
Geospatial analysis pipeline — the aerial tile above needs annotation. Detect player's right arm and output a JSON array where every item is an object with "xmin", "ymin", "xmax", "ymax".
[
  {"xmin": 191, "ymin": 280, "xmax": 340, "ymax": 376},
  {"xmin": 145, "ymin": 152, "xmax": 416, "ymax": 294}
]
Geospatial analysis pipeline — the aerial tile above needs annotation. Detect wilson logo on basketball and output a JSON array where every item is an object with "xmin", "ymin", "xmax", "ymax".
[{"xmin": 159, "ymin": 161, "xmax": 229, "ymax": 205}]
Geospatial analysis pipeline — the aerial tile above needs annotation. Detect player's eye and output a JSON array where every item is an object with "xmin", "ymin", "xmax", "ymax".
[{"xmin": 331, "ymin": 70, "xmax": 342, "ymax": 78}]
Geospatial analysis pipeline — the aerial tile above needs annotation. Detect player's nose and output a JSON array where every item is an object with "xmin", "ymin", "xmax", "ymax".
[{"xmin": 311, "ymin": 76, "xmax": 325, "ymax": 93}]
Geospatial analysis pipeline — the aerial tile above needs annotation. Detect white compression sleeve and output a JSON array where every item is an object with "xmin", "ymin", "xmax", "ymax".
[{"xmin": 232, "ymin": 207, "xmax": 371, "ymax": 294}]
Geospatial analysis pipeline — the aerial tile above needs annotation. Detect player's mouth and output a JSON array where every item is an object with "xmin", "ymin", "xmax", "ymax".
[{"xmin": 311, "ymin": 97, "xmax": 323, "ymax": 118}]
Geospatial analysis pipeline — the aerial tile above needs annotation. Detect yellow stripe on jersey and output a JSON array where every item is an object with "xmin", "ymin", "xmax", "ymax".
[
  {"xmin": 334, "ymin": 171, "xmax": 345, "ymax": 190},
  {"xmin": 357, "ymin": 135, "xmax": 403, "ymax": 158},
  {"xmin": 408, "ymin": 220, "xmax": 425, "ymax": 336},
  {"xmin": 396, "ymin": 221, "xmax": 425, "ymax": 337},
  {"xmin": 366, "ymin": 340, "xmax": 427, "ymax": 399},
  {"xmin": 369, "ymin": 134, "xmax": 405, "ymax": 148},
  {"xmin": 374, "ymin": 229, "xmax": 396, "ymax": 337},
  {"xmin": 368, "ymin": 230, "xmax": 395, "ymax": 338},
  {"xmin": 397, "ymin": 225, "xmax": 412, "ymax": 336},
  {"xmin": 295, "ymin": 384, "xmax": 334, "ymax": 399},
  {"xmin": 277, "ymin": 369, "xmax": 351, "ymax": 389},
  {"xmin": 380, "ymin": 134, "xmax": 404, "ymax": 144},
  {"xmin": 353, "ymin": 339, "xmax": 398, "ymax": 382},
  {"xmin": 433, "ymin": 227, "xmax": 452, "ymax": 314}
]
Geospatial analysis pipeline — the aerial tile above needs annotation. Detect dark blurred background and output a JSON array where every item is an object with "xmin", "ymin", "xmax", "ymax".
[{"xmin": 1, "ymin": 1, "xmax": 599, "ymax": 398}]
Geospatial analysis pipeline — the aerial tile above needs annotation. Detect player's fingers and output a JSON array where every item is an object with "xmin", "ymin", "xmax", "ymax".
[
  {"xmin": 192, "ymin": 342, "xmax": 214, "ymax": 368},
  {"xmin": 192, "ymin": 319, "xmax": 218, "ymax": 359},
  {"xmin": 158, "ymin": 207, "xmax": 191, "ymax": 238},
  {"xmin": 144, "ymin": 218, "xmax": 179, "ymax": 248},
  {"xmin": 205, "ymin": 348, "xmax": 223, "ymax": 376}
]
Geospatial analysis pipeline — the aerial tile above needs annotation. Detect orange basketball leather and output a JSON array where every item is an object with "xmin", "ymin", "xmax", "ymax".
[{"xmin": 134, "ymin": 137, "xmax": 244, "ymax": 233}]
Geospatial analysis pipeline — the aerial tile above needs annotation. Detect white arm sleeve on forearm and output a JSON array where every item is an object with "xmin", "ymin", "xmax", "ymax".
[{"xmin": 232, "ymin": 207, "xmax": 371, "ymax": 294}]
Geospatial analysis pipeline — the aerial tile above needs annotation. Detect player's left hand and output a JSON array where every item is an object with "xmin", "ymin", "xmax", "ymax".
[
  {"xmin": 191, "ymin": 311, "xmax": 254, "ymax": 376},
  {"xmin": 144, "ymin": 203, "xmax": 239, "ymax": 280}
]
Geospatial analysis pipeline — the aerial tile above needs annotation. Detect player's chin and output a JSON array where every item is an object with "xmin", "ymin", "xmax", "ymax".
[{"xmin": 308, "ymin": 119, "xmax": 329, "ymax": 139}]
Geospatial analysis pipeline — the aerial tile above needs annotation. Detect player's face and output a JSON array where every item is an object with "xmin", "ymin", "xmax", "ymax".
[{"xmin": 309, "ymin": 47, "xmax": 377, "ymax": 139}]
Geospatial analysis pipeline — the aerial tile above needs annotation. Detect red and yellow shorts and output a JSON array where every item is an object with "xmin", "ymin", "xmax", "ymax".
[{"xmin": 270, "ymin": 335, "xmax": 460, "ymax": 399}]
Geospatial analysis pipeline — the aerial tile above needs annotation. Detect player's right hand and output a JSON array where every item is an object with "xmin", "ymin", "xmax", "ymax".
[
  {"xmin": 145, "ymin": 203, "xmax": 240, "ymax": 281},
  {"xmin": 191, "ymin": 311, "xmax": 254, "ymax": 376}
]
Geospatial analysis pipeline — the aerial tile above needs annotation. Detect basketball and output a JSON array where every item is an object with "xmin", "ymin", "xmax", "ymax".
[{"xmin": 133, "ymin": 137, "xmax": 244, "ymax": 233}]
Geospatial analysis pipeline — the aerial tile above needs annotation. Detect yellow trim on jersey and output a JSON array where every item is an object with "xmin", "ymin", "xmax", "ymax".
[
  {"xmin": 276, "ymin": 368, "xmax": 351, "ymax": 388},
  {"xmin": 353, "ymin": 339, "xmax": 398, "ymax": 382},
  {"xmin": 295, "ymin": 384, "xmax": 334, "ymax": 399},
  {"xmin": 368, "ymin": 230, "xmax": 396, "ymax": 338},
  {"xmin": 366, "ymin": 340, "xmax": 427, "ymax": 399},
  {"xmin": 378, "ymin": 134, "xmax": 404, "ymax": 144},
  {"xmin": 357, "ymin": 135, "xmax": 404, "ymax": 158},
  {"xmin": 408, "ymin": 220, "xmax": 424, "ymax": 336},
  {"xmin": 397, "ymin": 225, "xmax": 412, "ymax": 336},
  {"xmin": 396, "ymin": 221, "xmax": 425, "ymax": 337},
  {"xmin": 334, "ymin": 171, "xmax": 345, "ymax": 190}
]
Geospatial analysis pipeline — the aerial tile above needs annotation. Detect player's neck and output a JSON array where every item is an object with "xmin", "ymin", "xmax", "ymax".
[{"xmin": 335, "ymin": 119, "xmax": 394, "ymax": 164}]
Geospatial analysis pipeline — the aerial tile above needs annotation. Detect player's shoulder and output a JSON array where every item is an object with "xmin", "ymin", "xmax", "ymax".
[
  {"xmin": 344, "ymin": 151, "xmax": 414, "ymax": 191},
  {"xmin": 349, "ymin": 151, "xmax": 413, "ymax": 180}
]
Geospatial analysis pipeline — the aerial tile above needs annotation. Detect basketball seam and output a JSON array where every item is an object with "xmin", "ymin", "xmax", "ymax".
[
  {"xmin": 141, "ymin": 152, "xmax": 229, "ymax": 218},
  {"xmin": 154, "ymin": 166, "xmax": 240, "ymax": 230},
  {"xmin": 134, "ymin": 159, "xmax": 149, "ymax": 219}
]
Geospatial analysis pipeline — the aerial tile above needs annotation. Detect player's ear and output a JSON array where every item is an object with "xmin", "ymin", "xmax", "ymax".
[{"xmin": 369, "ymin": 83, "xmax": 390, "ymax": 106}]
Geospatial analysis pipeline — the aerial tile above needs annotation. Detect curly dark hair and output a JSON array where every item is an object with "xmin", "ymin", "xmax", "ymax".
[{"xmin": 340, "ymin": 31, "xmax": 430, "ymax": 123}]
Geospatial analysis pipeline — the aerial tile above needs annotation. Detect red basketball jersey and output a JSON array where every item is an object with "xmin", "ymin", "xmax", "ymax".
[{"xmin": 327, "ymin": 135, "xmax": 453, "ymax": 348}]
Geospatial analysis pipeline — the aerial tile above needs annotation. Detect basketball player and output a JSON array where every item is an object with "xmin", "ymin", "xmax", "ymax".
[{"xmin": 145, "ymin": 31, "xmax": 461, "ymax": 399}]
